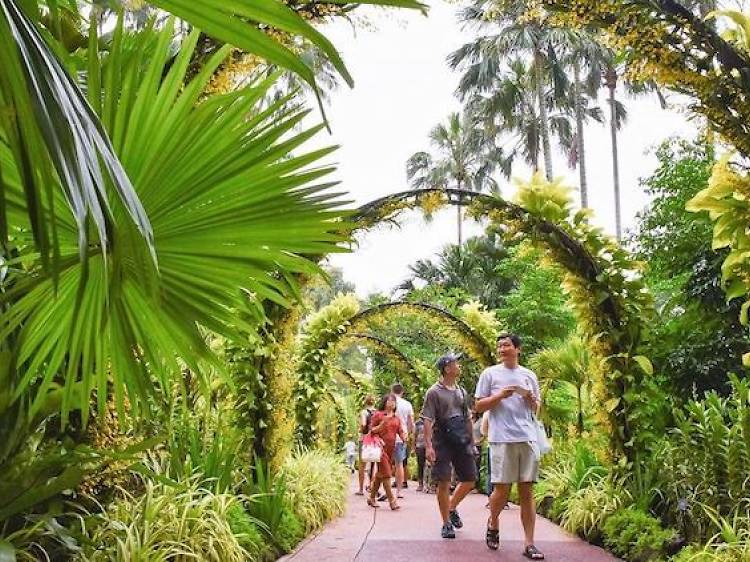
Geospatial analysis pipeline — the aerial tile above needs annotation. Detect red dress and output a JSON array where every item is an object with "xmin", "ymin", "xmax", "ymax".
[{"xmin": 370, "ymin": 411, "xmax": 402, "ymax": 479}]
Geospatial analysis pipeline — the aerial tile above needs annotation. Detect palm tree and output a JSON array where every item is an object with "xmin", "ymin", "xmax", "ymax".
[
  {"xmin": 562, "ymin": 34, "xmax": 609, "ymax": 208},
  {"xmin": 449, "ymin": 0, "xmax": 576, "ymax": 180},
  {"xmin": 406, "ymin": 112, "xmax": 510, "ymax": 245},
  {"xmin": 464, "ymin": 59, "xmax": 575, "ymax": 177},
  {"xmin": 531, "ymin": 335, "xmax": 597, "ymax": 435}
]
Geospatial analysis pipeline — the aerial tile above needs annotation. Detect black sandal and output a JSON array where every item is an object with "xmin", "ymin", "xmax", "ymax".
[
  {"xmin": 485, "ymin": 524, "xmax": 499, "ymax": 550},
  {"xmin": 523, "ymin": 544, "xmax": 545, "ymax": 559}
]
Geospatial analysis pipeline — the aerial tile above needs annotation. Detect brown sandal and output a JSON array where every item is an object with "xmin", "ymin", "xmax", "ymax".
[
  {"xmin": 367, "ymin": 498, "xmax": 380, "ymax": 508},
  {"xmin": 389, "ymin": 500, "xmax": 401, "ymax": 510},
  {"xmin": 523, "ymin": 545, "xmax": 544, "ymax": 559}
]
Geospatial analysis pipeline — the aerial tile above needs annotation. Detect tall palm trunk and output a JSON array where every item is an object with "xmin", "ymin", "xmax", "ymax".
[
  {"xmin": 605, "ymin": 66, "xmax": 622, "ymax": 240},
  {"xmin": 534, "ymin": 48, "xmax": 554, "ymax": 181},
  {"xmin": 456, "ymin": 182, "xmax": 463, "ymax": 246},
  {"xmin": 573, "ymin": 62, "xmax": 588, "ymax": 208}
]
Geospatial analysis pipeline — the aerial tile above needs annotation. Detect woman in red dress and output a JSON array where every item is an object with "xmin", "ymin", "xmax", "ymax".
[{"xmin": 368, "ymin": 393, "xmax": 405, "ymax": 510}]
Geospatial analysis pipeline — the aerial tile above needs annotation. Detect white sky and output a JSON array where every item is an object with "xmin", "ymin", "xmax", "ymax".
[{"xmin": 304, "ymin": 2, "xmax": 698, "ymax": 297}]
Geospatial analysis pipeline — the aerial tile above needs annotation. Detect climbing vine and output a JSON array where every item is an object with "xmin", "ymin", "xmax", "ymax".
[{"xmin": 294, "ymin": 294, "xmax": 360, "ymax": 445}]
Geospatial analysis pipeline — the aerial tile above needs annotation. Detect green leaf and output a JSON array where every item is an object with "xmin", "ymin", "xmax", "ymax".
[
  {"xmin": 604, "ymin": 397, "xmax": 620, "ymax": 412},
  {"xmin": 632, "ymin": 355, "xmax": 654, "ymax": 376},
  {"xmin": 741, "ymin": 300, "xmax": 750, "ymax": 325},
  {"xmin": 725, "ymin": 278, "xmax": 747, "ymax": 300}
]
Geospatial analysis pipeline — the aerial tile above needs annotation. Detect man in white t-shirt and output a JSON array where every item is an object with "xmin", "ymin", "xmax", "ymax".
[
  {"xmin": 392, "ymin": 382, "xmax": 414, "ymax": 497},
  {"xmin": 475, "ymin": 333, "xmax": 545, "ymax": 560}
]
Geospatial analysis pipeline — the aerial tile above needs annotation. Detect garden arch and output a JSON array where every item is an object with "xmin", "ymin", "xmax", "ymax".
[{"xmin": 282, "ymin": 184, "xmax": 653, "ymax": 464}]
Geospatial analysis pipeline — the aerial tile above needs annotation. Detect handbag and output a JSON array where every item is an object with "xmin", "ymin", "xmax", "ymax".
[
  {"xmin": 533, "ymin": 416, "xmax": 552, "ymax": 456},
  {"xmin": 360, "ymin": 434, "xmax": 383, "ymax": 463}
]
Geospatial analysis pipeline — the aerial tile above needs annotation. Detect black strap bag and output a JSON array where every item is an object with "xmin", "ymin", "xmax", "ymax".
[{"xmin": 438, "ymin": 387, "xmax": 472, "ymax": 449}]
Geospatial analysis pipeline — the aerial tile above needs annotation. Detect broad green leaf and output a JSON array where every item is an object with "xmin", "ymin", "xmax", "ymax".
[{"xmin": 632, "ymin": 355, "xmax": 654, "ymax": 376}]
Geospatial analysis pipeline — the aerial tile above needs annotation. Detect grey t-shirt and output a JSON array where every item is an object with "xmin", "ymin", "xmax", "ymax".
[
  {"xmin": 475, "ymin": 364, "xmax": 540, "ymax": 443},
  {"xmin": 421, "ymin": 382, "xmax": 469, "ymax": 445}
]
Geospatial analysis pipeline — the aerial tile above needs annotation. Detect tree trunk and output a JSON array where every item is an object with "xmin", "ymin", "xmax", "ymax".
[
  {"xmin": 573, "ymin": 62, "xmax": 588, "ymax": 208},
  {"xmin": 457, "ymin": 202, "xmax": 463, "ymax": 246},
  {"xmin": 534, "ymin": 48, "xmax": 554, "ymax": 181},
  {"xmin": 605, "ymin": 66, "xmax": 623, "ymax": 241}
]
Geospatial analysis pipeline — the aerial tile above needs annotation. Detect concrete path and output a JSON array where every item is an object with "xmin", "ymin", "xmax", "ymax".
[{"xmin": 280, "ymin": 477, "xmax": 620, "ymax": 562}]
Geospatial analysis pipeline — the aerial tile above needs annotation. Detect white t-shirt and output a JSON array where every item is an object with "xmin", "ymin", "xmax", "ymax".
[
  {"xmin": 475, "ymin": 364, "xmax": 540, "ymax": 443},
  {"xmin": 344, "ymin": 441, "xmax": 356, "ymax": 456},
  {"xmin": 395, "ymin": 396, "xmax": 414, "ymax": 443}
]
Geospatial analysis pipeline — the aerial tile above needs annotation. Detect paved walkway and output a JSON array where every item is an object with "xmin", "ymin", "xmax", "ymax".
[{"xmin": 281, "ymin": 477, "xmax": 620, "ymax": 562}]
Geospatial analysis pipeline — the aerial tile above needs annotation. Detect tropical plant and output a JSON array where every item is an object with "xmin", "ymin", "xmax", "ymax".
[
  {"xmin": 79, "ymin": 478, "xmax": 262, "ymax": 561},
  {"xmin": 406, "ymin": 111, "xmax": 510, "ymax": 244},
  {"xmin": 531, "ymin": 334, "xmax": 598, "ymax": 434},
  {"xmin": 282, "ymin": 449, "xmax": 349, "ymax": 534},
  {"xmin": 449, "ymin": 0, "xmax": 582, "ymax": 180},
  {"xmin": 602, "ymin": 507, "xmax": 674, "ymax": 561}
]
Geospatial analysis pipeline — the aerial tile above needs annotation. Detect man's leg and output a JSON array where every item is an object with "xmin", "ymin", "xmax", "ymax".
[
  {"xmin": 518, "ymin": 482, "xmax": 536, "ymax": 546},
  {"xmin": 395, "ymin": 460, "xmax": 405, "ymax": 496},
  {"xmin": 437, "ymin": 481, "xmax": 452, "ymax": 524},
  {"xmin": 448, "ymin": 481, "xmax": 475, "ymax": 512},
  {"xmin": 488, "ymin": 483, "xmax": 511, "ymax": 529}
]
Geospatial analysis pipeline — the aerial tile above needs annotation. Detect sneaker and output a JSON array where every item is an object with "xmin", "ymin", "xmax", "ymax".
[
  {"xmin": 441, "ymin": 522, "xmax": 456, "ymax": 539},
  {"xmin": 449, "ymin": 509, "xmax": 463, "ymax": 529},
  {"xmin": 377, "ymin": 494, "xmax": 387, "ymax": 502}
]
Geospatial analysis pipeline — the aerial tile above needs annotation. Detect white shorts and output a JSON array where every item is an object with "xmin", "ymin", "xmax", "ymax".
[{"xmin": 489, "ymin": 442, "xmax": 539, "ymax": 484}]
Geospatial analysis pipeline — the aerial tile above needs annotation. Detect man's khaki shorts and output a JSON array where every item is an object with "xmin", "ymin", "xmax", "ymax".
[{"xmin": 489, "ymin": 442, "xmax": 539, "ymax": 484}]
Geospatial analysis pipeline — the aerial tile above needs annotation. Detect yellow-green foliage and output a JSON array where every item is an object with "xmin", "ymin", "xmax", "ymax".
[
  {"xmin": 80, "ymin": 479, "xmax": 260, "ymax": 561},
  {"xmin": 283, "ymin": 449, "xmax": 349, "ymax": 533},
  {"xmin": 459, "ymin": 300, "xmax": 501, "ymax": 347},
  {"xmin": 687, "ymin": 157, "xmax": 750, "ymax": 360},
  {"xmin": 295, "ymin": 294, "xmax": 360, "ymax": 445},
  {"xmin": 266, "ymin": 307, "xmax": 303, "ymax": 474}
]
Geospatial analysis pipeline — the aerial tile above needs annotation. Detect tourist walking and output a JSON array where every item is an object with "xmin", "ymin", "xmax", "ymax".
[
  {"xmin": 475, "ymin": 333, "xmax": 545, "ymax": 560},
  {"xmin": 414, "ymin": 416, "xmax": 426, "ymax": 492},
  {"xmin": 344, "ymin": 438, "xmax": 356, "ymax": 473},
  {"xmin": 367, "ymin": 393, "xmax": 405, "ymax": 510},
  {"xmin": 392, "ymin": 382, "xmax": 414, "ymax": 497},
  {"xmin": 356, "ymin": 395, "xmax": 376, "ymax": 496},
  {"xmin": 422, "ymin": 353, "xmax": 477, "ymax": 539}
]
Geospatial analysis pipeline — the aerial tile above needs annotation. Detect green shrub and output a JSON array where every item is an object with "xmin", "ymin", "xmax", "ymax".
[
  {"xmin": 79, "ymin": 478, "xmax": 258, "ymax": 561},
  {"xmin": 283, "ymin": 449, "xmax": 349, "ymax": 533},
  {"xmin": 603, "ymin": 508, "xmax": 674, "ymax": 561},
  {"xmin": 275, "ymin": 507, "xmax": 306, "ymax": 553},
  {"xmin": 226, "ymin": 503, "xmax": 271, "ymax": 560},
  {"xmin": 670, "ymin": 545, "xmax": 750, "ymax": 562},
  {"xmin": 560, "ymin": 475, "xmax": 630, "ymax": 540},
  {"xmin": 243, "ymin": 457, "xmax": 289, "ymax": 552}
]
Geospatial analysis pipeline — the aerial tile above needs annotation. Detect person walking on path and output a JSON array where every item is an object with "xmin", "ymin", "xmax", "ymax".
[
  {"xmin": 414, "ymin": 416, "xmax": 427, "ymax": 492},
  {"xmin": 344, "ymin": 438, "xmax": 357, "ymax": 473},
  {"xmin": 356, "ymin": 395, "xmax": 376, "ymax": 496},
  {"xmin": 392, "ymin": 382, "xmax": 414, "ymax": 497},
  {"xmin": 422, "ymin": 353, "xmax": 477, "ymax": 539},
  {"xmin": 367, "ymin": 393, "xmax": 405, "ymax": 511},
  {"xmin": 475, "ymin": 333, "xmax": 545, "ymax": 560}
]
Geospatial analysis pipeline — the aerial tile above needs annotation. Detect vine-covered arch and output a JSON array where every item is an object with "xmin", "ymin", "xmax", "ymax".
[
  {"xmin": 347, "ymin": 301, "xmax": 495, "ymax": 368},
  {"xmin": 348, "ymin": 185, "xmax": 653, "ymax": 463},
  {"xmin": 285, "ymin": 181, "xmax": 652, "ymax": 463}
]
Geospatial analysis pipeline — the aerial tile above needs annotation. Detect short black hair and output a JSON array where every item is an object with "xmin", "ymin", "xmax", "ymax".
[
  {"xmin": 391, "ymin": 382, "xmax": 404, "ymax": 395},
  {"xmin": 496, "ymin": 332, "xmax": 522, "ymax": 348}
]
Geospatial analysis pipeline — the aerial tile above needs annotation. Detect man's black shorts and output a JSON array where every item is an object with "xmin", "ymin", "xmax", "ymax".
[{"xmin": 431, "ymin": 440, "xmax": 477, "ymax": 483}]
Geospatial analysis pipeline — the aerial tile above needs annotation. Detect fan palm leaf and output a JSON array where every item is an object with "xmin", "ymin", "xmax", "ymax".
[{"xmin": 2, "ymin": 21, "xmax": 350, "ymax": 426}]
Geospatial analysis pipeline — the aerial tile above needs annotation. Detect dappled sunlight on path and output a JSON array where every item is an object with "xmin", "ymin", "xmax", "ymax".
[{"xmin": 280, "ymin": 476, "xmax": 621, "ymax": 561}]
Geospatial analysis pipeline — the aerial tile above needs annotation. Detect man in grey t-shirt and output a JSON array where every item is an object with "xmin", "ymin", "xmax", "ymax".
[
  {"xmin": 422, "ymin": 353, "xmax": 477, "ymax": 540},
  {"xmin": 475, "ymin": 333, "xmax": 545, "ymax": 560}
]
